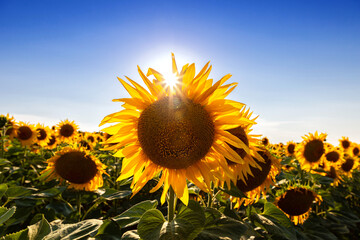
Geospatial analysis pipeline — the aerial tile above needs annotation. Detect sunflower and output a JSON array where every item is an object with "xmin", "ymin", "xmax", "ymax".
[
  {"xmin": 2, "ymin": 114, "xmax": 17, "ymax": 139},
  {"xmin": 45, "ymin": 131, "xmax": 58, "ymax": 149},
  {"xmin": 350, "ymin": 143, "xmax": 359, "ymax": 157},
  {"xmin": 232, "ymin": 149, "xmax": 281, "ymax": 207},
  {"xmin": 326, "ymin": 166, "xmax": 343, "ymax": 186},
  {"xmin": 295, "ymin": 132, "xmax": 327, "ymax": 171},
  {"xmin": 35, "ymin": 124, "xmax": 51, "ymax": 146},
  {"xmin": 322, "ymin": 144, "xmax": 344, "ymax": 171},
  {"xmin": 275, "ymin": 185, "xmax": 322, "ymax": 225},
  {"xmin": 99, "ymin": 53, "xmax": 253, "ymax": 205},
  {"xmin": 261, "ymin": 137, "xmax": 269, "ymax": 146},
  {"xmin": 339, "ymin": 136, "xmax": 351, "ymax": 152},
  {"xmin": 15, "ymin": 122, "xmax": 37, "ymax": 146},
  {"xmin": 340, "ymin": 156, "xmax": 358, "ymax": 178},
  {"xmin": 285, "ymin": 141, "xmax": 296, "ymax": 157},
  {"xmin": 41, "ymin": 147, "xmax": 107, "ymax": 191},
  {"xmin": 56, "ymin": 119, "xmax": 78, "ymax": 143}
]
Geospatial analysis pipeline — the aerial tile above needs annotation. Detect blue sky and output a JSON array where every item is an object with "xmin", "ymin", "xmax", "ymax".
[{"xmin": 1, "ymin": 0, "xmax": 359, "ymax": 144}]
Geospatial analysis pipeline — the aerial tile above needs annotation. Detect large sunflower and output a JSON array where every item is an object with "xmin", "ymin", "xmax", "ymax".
[
  {"xmin": 295, "ymin": 132, "xmax": 327, "ymax": 171},
  {"xmin": 41, "ymin": 147, "xmax": 107, "ymax": 191},
  {"xmin": 56, "ymin": 119, "xmax": 79, "ymax": 143},
  {"xmin": 16, "ymin": 122, "xmax": 37, "ymax": 146},
  {"xmin": 100, "ymin": 54, "xmax": 253, "ymax": 205}
]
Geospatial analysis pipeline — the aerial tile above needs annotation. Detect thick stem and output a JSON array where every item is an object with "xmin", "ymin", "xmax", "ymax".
[{"xmin": 167, "ymin": 186, "xmax": 176, "ymax": 222}]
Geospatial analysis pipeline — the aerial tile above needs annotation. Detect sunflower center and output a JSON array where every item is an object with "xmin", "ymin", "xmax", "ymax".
[
  {"xmin": 17, "ymin": 126, "xmax": 33, "ymax": 140},
  {"xmin": 138, "ymin": 96, "xmax": 215, "ymax": 169},
  {"xmin": 262, "ymin": 137, "xmax": 269, "ymax": 146},
  {"xmin": 47, "ymin": 136, "xmax": 56, "ymax": 146},
  {"xmin": 277, "ymin": 188, "xmax": 315, "ymax": 216},
  {"xmin": 353, "ymin": 147, "xmax": 359, "ymax": 156},
  {"xmin": 236, "ymin": 151, "xmax": 272, "ymax": 193},
  {"xmin": 303, "ymin": 139, "xmax": 324, "ymax": 163},
  {"xmin": 287, "ymin": 144, "xmax": 295, "ymax": 154},
  {"xmin": 87, "ymin": 136, "xmax": 95, "ymax": 143},
  {"xmin": 226, "ymin": 126, "xmax": 249, "ymax": 165},
  {"xmin": 60, "ymin": 124, "xmax": 75, "ymax": 137},
  {"xmin": 341, "ymin": 140, "xmax": 350, "ymax": 149},
  {"xmin": 325, "ymin": 151, "xmax": 339, "ymax": 162},
  {"xmin": 55, "ymin": 151, "xmax": 98, "ymax": 184},
  {"xmin": 326, "ymin": 166, "xmax": 337, "ymax": 179},
  {"xmin": 341, "ymin": 158, "xmax": 354, "ymax": 172},
  {"xmin": 37, "ymin": 128, "xmax": 47, "ymax": 140}
]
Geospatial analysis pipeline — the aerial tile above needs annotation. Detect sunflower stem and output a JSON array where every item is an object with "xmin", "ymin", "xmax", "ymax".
[
  {"xmin": 77, "ymin": 191, "xmax": 82, "ymax": 221},
  {"xmin": 167, "ymin": 186, "xmax": 176, "ymax": 222}
]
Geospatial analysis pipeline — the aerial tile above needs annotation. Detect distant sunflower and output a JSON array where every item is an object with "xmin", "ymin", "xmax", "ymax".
[
  {"xmin": 16, "ymin": 122, "xmax": 37, "ymax": 146},
  {"xmin": 340, "ymin": 156, "xmax": 358, "ymax": 178},
  {"xmin": 100, "ymin": 53, "xmax": 253, "ymax": 205},
  {"xmin": 296, "ymin": 132, "xmax": 327, "ymax": 170},
  {"xmin": 41, "ymin": 147, "xmax": 107, "ymax": 191},
  {"xmin": 232, "ymin": 149, "xmax": 281, "ymax": 207},
  {"xmin": 46, "ymin": 132, "xmax": 58, "ymax": 149},
  {"xmin": 3, "ymin": 114, "xmax": 17, "ymax": 139},
  {"xmin": 326, "ymin": 166, "xmax": 343, "ymax": 186},
  {"xmin": 285, "ymin": 141, "xmax": 296, "ymax": 157},
  {"xmin": 261, "ymin": 137, "xmax": 269, "ymax": 146},
  {"xmin": 35, "ymin": 124, "xmax": 51, "ymax": 146},
  {"xmin": 351, "ymin": 144, "xmax": 359, "ymax": 157},
  {"xmin": 275, "ymin": 185, "xmax": 322, "ymax": 225},
  {"xmin": 323, "ymin": 144, "xmax": 344, "ymax": 171},
  {"xmin": 56, "ymin": 120, "xmax": 78, "ymax": 143},
  {"xmin": 339, "ymin": 137, "xmax": 351, "ymax": 151}
]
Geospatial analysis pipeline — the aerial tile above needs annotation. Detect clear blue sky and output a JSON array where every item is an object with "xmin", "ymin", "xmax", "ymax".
[{"xmin": 1, "ymin": 0, "xmax": 359, "ymax": 144}]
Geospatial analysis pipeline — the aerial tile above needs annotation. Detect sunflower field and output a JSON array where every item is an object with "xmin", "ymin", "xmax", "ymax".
[{"xmin": 1, "ymin": 56, "xmax": 360, "ymax": 240}]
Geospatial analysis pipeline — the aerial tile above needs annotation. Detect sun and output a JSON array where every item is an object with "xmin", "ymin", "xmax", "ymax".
[{"xmin": 162, "ymin": 72, "xmax": 181, "ymax": 92}]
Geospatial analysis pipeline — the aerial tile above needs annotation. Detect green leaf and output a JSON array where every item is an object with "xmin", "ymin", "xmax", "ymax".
[
  {"xmin": 27, "ymin": 215, "xmax": 51, "ymax": 240},
  {"xmin": 44, "ymin": 219, "xmax": 103, "ymax": 240},
  {"xmin": 0, "ymin": 158, "xmax": 11, "ymax": 166},
  {"xmin": 0, "ymin": 206, "xmax": 16, "ymax": 225},
  {"xmin": 121, "ymin": 230, "xmax": 140, "ymax": 240},
  {"xmin": 5, "ymin": 186, "xmax": 35, "ymax": 199},
  {"xmin": 95, "ymin": 219, "xmax": 121, "ymax": 240},
  {"xmin": 137, "ymin": 209, "xmax": 165, "ymax": 240},
  {"xmin": 196, "ymin": 208, "xmax": 248, "ymax": 240},
  {"xmin": 219, "ymin": 181, "xmax": 247, "ymax": 198},
  {"xmin": 0, "ymin": 184, "xmax": 8, "ymax": 198},
  {"xmin": 112, "ymin": 200, "xmax": 158, "ymax": 229},
  {"xmin": 261, "ymin": 202, "xmax": 292, "ymax": 228},
  {"xmin": 2, "ymin": 228, "xmax": 29, "ymax": 240},
  {"xmin": 99, "ymin": 188, "xmax": 132, "ymax": 201},
  {"xmin": 31, "ymin": 187, "xmax": 66, "ymax": 198}
]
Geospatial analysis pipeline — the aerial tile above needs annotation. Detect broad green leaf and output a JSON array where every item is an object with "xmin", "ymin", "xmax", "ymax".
[
  {"xmin": 46, "ymin": 201, "xmax": 73, "ymax": 216},
  {"xmin": 112, "ymin": 200, "xmax": 158, "ymax": 228},
  {"xmin": 137, "ymin": 209, "xmax": 165, "ymax": 240},
  {"xmin": 261, "ymin": 202, "xmax": 292, "ymax": 228},
  {"xmin": 27, "ymin": 215, "xmax": 51, "ymax": 240},
  {"xmin": 0, "ymin": 158, "xmax": 11, "ymax": 166},
  {"xmin": 251, "ymin": 213, "xmax": 295, "ymax": 240},
  {"xmin": 0, "ymin": 184, "xmax": 8, "ymax": 198},
  {"xmin": 0, "ymin": 206, "xmax": 16, "ymax": 225},
  {"xmin": 44, "ymin": 219, "xmax": 103, "ymax": 240},
  {"xmin": 196, "ymin": 208, "xmax": 248, "ymax": 240},
  {"xmin": 95, "ymin": 219, "xmax": 121, "ymax": 239},
  {"xmin": 2, "ymin": 228, "xmax": 29, "ymax": 240},
  {"xmin": 31, "ymin": 187, "xmax": 66, "ymax": 198},
  {"xmin": 121, "ymin": 230, "xmax": 140, "ymax": 240},
  {"xmin": 5, "ymin": 186, "xmax": 35, "ymax": 199},
  {"xmin": 99, "ymin": 188, "xmax": 132, "ymax": 201}
]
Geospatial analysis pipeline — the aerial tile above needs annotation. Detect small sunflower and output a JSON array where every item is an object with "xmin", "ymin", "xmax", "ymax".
[
  {"xmin": 56, "ymin": 119, "xmax": 78, "ymax": 143},
  {"xmin": 339, "ymin": 136, "xmax": 351, "ymax": 152},
  {"xmin": 41, "ymin": 147, "xmax": 107, "ymax": 191},
  {"xmin": 326, "ymin": 166, "xmax": 343, "ymax": 186},
  {"xmin": 15, "ymin": 122, "xmax": 37, "ymax": 146},
  {"xmin": 100, "ymin": 53, "xmax": 253, "ymax": 205},
  {"xmin": 46, "ymin": 132, "xmax": 58, "ymax": 149},
  {"xmin": 232, "ymin": 149, "xmax": 281, "ymax": 207},
  {"xmin": 322, "ymin": 144, "xmax": 344, "ymax": 171},
  {"xmin": 35, "ymin": 124, "xmax": 51, "ymax": 146},
  {"xmin": 285, "ymin": 141, "xmax": 296, "ymax": 157},
  {"xmin": 295, "ymin": 132, "xmax": 327, "ymax": 171},
  {"xmin": 261, "ymin": 137, "xmax": 269, "ymax": 146},
  {"xmin": 340, "ymin": 156, "xmax": 358, "ymax": 178},
  {"xmin": 275, "ymin": 185, "xmax": 322, "ymax": 225},
  {"xmin": 2, "ymin": 114, "xmax": 17, "ymax": 139},
  {"xmin": 350, "ymin": 143, "xmax": 359, "ymax": 157}
]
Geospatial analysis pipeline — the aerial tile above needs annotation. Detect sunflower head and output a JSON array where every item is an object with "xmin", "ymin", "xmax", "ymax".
[
  {"xmin": 56, "ymin": 119, "xmax": 79, "ymax": 143},
  {"xmin": 35, "ymin": 124, "xmax": 51, "ymax": 146},
  {"xmin": 351, "ymin": 144, "xmax": 360, "ymax": 157},
  {"xmin": 339, "ymin": 137, "xmax": 351, "ymax": 150},
  {"xmin": 275, "ymin": 184, "xmax": 322, "ymax": 225},
  {"xmin": 100, "ymin": 53, "xmax": 253, "ymax": 205},
  {"xmin": 45, "ymin": 132, "xmax": 58, "ymax": 149},
  {"xmin": 285, "ymin": 141, "xmax": 296, "ymax": 157},
  {"xmin": 296, "ymin": 132, "xmax": 327, "ymax": 171},
  {"xmin": 261, "ymin": 137, "xmax": 269, "ymax": 146},
  {"xmin": 41, "ymin": 147, "xmax": 107, "ymax": 191},
  {"xmin": 232, "ymin": 149, "xmax": 281, "ymax": 207},
  {"xmin": 2, "ymin": 114, "xmax": 17, "ymax": 139},
  {"xmin": 15, "ymin": 122, "xmax": 37, "ymax": 146},
  {"xmin": 340, "ymin": 156, "xmax": 358, "ymax": 178}
]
